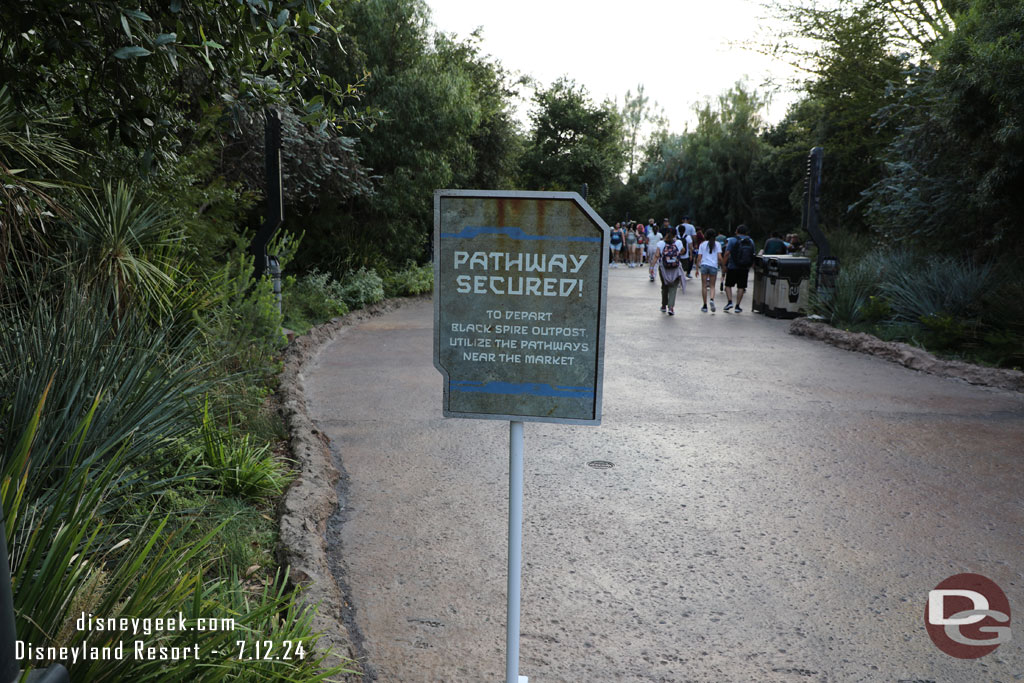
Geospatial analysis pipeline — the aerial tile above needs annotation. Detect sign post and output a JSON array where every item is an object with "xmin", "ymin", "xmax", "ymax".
[{"xmin": 433, "ymin": 190, "xmax": 608, "ymax": 682}]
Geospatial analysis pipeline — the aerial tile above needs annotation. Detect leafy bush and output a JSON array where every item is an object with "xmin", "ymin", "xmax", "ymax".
[
  {"xmin": 337, "ymin": 266, "xmax": 385, "ymax": 309},
  {"xmin": 383, "ymin": 260, "xmax": 433, "ymax": 298},
  {"xmin": 859, "ymin": 294, "xmax": 892, "ymax": 323},
  {"xmin": 282, "ymin": 269, "xmax": 350, "ymax": 334},
  {"xmin": 196, "ymin": 246, "xmax": 287, "ymax": 374}
]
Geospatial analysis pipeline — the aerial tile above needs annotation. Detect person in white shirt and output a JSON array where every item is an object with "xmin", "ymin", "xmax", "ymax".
[
  {"xmin": 680, "ymin": 217, "xmax": 697, "ymax": 278},
  {"xmin": 696, "ymin": 228, "xmax": 723, "ymax": 312},
  {"xmin": 681, "ymin": 231, "xmax": 694, "ymax": 280},
  {"xmin": 647, "ymin": 228, "xmax": 663, "ymax": 282}
]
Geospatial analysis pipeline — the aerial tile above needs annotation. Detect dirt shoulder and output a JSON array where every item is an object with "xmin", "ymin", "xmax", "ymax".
[{"xmin": 790, "ymin": 317, "xmax": 1024, "ymax": 392}]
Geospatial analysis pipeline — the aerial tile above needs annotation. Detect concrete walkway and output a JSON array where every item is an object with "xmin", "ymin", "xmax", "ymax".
[{"xmin": 305, "ymin": 265, "xmax": 1024, "ymax": 682}]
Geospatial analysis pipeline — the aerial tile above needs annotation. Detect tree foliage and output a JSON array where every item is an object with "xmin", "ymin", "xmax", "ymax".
[
  {"xmin": 292, "ymin": 0, "xmax": 524, "ymax": 270},
  {"xmin": 0, "ymin": 0, "xmax": 361, "ymax": 169},
  {"xmin": 864, "ymin": 0, "xmax": 1024, "ymax": 255},
  {"xmin": 639, "ymin": 83, "xmax": 768, "ymax": 232},
  {"xmin": 519, "ymin": 78, "xmax": 625, "ymax": 211}
]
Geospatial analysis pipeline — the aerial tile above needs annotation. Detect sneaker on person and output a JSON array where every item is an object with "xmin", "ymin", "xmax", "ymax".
[
  {"xmin": 668, "ymin": 307, "xmax": 675, "ymax": 316},
  {"xmin": 660, "ymin": 306, "xmax": 666, "ymax": 313},
  {"xmin": 710, "ymin": 300, "xmax": 716, "ymax": 312},
  {"xmin": 701, "ymin": 305, "xmax": 708, "ymax": 313},
  {"xmin": 649, "ymin": 275, "xmax": 655, "ymax": 282},
  {"xmin": 735, "ymin": 306, "xmax": 743, "ymax": 313},
  {"xmin": 724, "ymin": 301, "xmax": 733, "ymax": 311}
]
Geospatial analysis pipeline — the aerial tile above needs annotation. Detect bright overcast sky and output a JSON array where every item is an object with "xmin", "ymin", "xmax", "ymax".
[{"xmin": 425, "ymin": 0, "xmax": 805, "ymax": 135}]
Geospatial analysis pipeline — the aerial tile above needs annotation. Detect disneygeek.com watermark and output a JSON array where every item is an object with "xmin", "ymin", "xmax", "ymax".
[
  {"xmin": 926, "ymin": 573, "xmax": 1011, "ymax": 659},
  {"xmin": 16, "ymin": 611, "xmax": 307, "ymax": 664}
]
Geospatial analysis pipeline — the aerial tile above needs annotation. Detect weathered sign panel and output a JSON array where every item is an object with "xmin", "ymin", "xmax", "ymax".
[{"xmin": 433, "ymin": 190, "xmax": 608, "ymax": 424}]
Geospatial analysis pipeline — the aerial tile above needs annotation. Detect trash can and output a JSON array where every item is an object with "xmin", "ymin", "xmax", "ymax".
[
  {"xmin": 752, "ymin": 255, "xmax": 767, "ymax": 313},
  {"xmin": 763, "ymin": 255, "xmax": 811, "ymax": 318}
]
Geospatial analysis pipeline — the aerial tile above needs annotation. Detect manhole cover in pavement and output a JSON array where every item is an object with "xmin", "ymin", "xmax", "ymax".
[{"xmin": 587, "ymin": 460, "xmax": 614, "ymax": 469}]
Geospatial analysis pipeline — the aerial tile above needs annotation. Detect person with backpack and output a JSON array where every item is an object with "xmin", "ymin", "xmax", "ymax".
[
  {"xmin": 654, "ymin": 226, "xmax": 685, "ymax": 315},
  {"xmin": 723, "ymin": 224, "xmax": 756, "ymax": 312},
  {"xmin": 680, "ymin": 228, "xmax": 693, "ymax": 281}
]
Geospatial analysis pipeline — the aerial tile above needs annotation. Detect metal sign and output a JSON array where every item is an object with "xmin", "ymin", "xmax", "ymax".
[{"xmin": 433, "ymin": 190, "xmax": 608, "ymax": 424}]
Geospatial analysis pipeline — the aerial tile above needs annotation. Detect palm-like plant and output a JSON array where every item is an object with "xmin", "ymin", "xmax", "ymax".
[{"xmin": 67, "ymin": 181, "xmax": 183, "ymax": 316}]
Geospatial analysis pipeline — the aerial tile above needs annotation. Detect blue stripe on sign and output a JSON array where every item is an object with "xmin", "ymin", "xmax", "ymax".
[
  {"xmin": 441, "ymin": 226, "xmax": 601, "ymax": 243},
  {"xmin": 451, "ymin": 380, "xmax": 593, "ymax": 399}
]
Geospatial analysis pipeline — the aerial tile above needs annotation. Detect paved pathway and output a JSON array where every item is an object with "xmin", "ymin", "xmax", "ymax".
[{"xmin": 306, "ymin": 266, "xmax": 1024, "ymax": 682}]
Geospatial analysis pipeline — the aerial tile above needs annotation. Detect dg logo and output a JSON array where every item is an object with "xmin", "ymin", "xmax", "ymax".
[{"xmin": 926, "ymin": 573, "xmax": 1011, "ymax": 659}]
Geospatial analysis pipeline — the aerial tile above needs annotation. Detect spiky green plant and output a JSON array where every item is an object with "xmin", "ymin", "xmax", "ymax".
[
  {"xmin": 880, "ymin": 256, "xmax": 997, "ymax": 322},
  {"xmin": 4, "ymin": 390, "xmax": 354, "ymax": 682},
  {"xmin": 811, "ymin": 257, "xmax": 878, "ymax": 326},
  {"xmin": 198, "ymin": 400, "xmax": 293, "ymax": 500},
  {"xmin": 65, "ymin": 181, "xmax": 183, "ymax": 315},
  {"xmin": 0, "ymin": 85, "xmax": 76, "ymax": 268},
  {"xmin": 0, "ymin": 285, "xmax": 208, "ymax": 510}
]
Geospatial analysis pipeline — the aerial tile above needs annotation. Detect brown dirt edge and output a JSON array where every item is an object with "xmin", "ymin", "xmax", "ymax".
[
  {"xmin": 276, "ymin": 295, "xmax": 427, "ymax": 680},
  {"xmin": 789, "ymin": 317, "xmax": 1024, "ymax": 393}
]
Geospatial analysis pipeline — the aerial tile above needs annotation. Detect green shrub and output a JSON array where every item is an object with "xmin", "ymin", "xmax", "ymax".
[
  {"xmin": 337, "ymin": 266, "xmax": 385, "ymax": 309},
  {"xmin": 383, "ymin": 260, "xmax": 433, "ymax": 298},
  {"xmin": 859, "ymin": 294, "xmax": 891, "ymax": 323},
  {"xmin": 0, "ymin": 284, "xmax": 207, "ymax": 509},
  {"xmin": 197, "ymin": 246, "xmax": 287, "ymax": 375},
  {"xmin": 282, "ymin": 269, "xmax": 350, "ymax": 333}
]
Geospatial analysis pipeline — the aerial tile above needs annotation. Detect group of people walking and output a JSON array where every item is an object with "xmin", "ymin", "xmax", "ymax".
[{"xmin": 610, "ymin": 218, "xmax": 794, "ymax": 316}]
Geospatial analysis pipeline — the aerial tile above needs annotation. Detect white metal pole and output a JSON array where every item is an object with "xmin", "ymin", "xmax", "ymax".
[{"xmin": 506, "ymin": 420, "xmax": 525, "ymax": 683}]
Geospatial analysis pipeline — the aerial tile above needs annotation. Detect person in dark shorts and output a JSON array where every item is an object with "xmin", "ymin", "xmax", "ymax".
[{"xmin": 723, "ymin": 224, "xmax": 755, "ymax": 312}]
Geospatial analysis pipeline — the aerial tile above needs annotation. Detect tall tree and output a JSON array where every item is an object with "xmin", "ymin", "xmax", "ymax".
[
  {"xmin": 763, "ymin": 1, "xmax": 907, "ymax": 231},
  {"xmin": 0, "ymin": 0, "xmax": 359, "ymax": 170},
  {"xmin": 640, "ymin": 82, "xmax": 767, "ymax": 232},
  {"xmin": 622, "ymin": 84, "xmax": 650, "ymax": 177},
  {"xmin": 863, "ymin": 0, "xmax": 1024, "ymax": 256},
  {"xmin": 295, "ymin": 0, "xmax": 524, "ymax": 269},
  {"xmin": 519, "ymin": 78, "xmax": 625, "ymax": 211}
]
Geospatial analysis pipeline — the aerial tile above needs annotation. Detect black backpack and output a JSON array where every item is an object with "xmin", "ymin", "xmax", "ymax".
[{"xmin": 733, "ymin": 236, "xmax": 755, "ymax": 268}]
